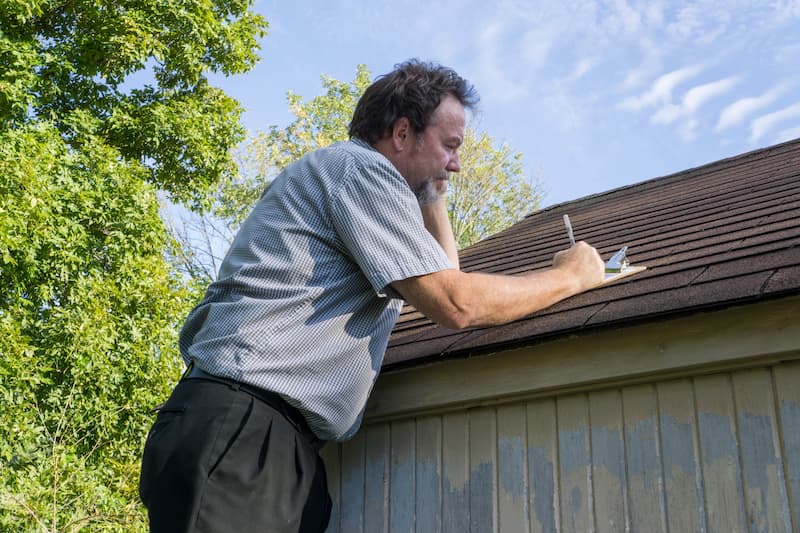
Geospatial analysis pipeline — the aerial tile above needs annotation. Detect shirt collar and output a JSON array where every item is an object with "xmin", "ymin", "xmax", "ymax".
[{"xmin": 350, "ymin": 137, "xmax": 376, "ymax": 152}]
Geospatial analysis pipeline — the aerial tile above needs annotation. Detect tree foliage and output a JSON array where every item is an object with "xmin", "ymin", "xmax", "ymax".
[
  {"xmin": 0, "ymin": 1, "xmax": 266, "ymax": 530},
  {"xmin": 448, "ymin": 127, "xmax": 542, "ymax": 248},
  {"xmin": 0, "ymin": 123, "xmax": 189, "ymax": 532},
  {"xmin": 171, "ymin": 65, "xmax": 542, "ymax": 282},
  {"xmin": 1, "ymin": 0, "xmax": 266, "ymax": 206},
  {"xmin": 222, "ymin": 64, "xmax": 373, "ymax": 227}
]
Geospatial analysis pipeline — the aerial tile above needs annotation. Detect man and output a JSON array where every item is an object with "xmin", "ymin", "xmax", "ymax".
[{"xmin": 139, "ymin": 60, "xmax": 604, "ymax": 532}]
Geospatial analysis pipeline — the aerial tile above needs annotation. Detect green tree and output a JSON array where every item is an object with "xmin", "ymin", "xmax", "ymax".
[
  {"xmin": 224, "ymin": 64, "xmax": 373, "ymax": 227},
  {"xmin": 171, "ymin": 64, "xmax": 541, "ymax": 282},
  {"xmin": 448, "ymin": 127, "xmax": 543, "ymax": 249},
  {"xmin": 0, "ymin": 1, "xmax": 266, "ymax": 530}
]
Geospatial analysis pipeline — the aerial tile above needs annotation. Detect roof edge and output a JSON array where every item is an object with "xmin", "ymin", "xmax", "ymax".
[
  {"xmin": 528, "ymin": 136, "xmax": 800, "ymax": 218},
  {"xmin": 384, "ymin": 290, "xmax": 800, "ymax": 372}
]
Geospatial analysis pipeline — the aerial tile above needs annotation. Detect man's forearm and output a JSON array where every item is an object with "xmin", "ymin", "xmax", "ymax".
[
  {"xmin": 420, "ymin": 196, "xmax": 460, "ymax": 269},
  {"xmin": 394, "ymin": 266, "xmax": 576, "ymax": 329},
  {"xmin": 392, "ymin": 241, "xmax": 606, "ymax": 329}
]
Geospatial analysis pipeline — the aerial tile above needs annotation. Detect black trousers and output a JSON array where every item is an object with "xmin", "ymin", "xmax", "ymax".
[{"xmin": 139, "ymin": 377, "xmax": 331, "ymax": 532}]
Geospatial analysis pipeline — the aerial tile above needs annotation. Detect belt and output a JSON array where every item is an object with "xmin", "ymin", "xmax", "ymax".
[{"xmin": 183, "ymin": 364, "xmax": 325, "ymax": 450}]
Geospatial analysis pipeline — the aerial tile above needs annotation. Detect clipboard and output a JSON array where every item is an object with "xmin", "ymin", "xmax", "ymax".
[
  {"xmin": 598, "ymin": 246, "xmax": 646, "ymax": 286},
  {"xmin": 561, "ymin": 217, "xmax": 646, "ymax": 288},
  {"xmin": 600, "ymin": 265, "xmax": 647, "ymax": 286}
]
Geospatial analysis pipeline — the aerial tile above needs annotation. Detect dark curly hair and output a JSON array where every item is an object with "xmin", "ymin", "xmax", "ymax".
[{"xmin": 348, "ymin": 59, "xmax": 479, "ymax": 143}]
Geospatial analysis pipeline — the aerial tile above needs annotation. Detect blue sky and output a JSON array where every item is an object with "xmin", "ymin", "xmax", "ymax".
[{"xmin": 211, "ymin": 0, "xmax": 800, "ymax": 208}]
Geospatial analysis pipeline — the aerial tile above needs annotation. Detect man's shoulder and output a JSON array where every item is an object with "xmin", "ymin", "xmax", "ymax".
[
  {"xmin": 310, "ymin": 139, "xmax": 399, "ymax": 180},
  {"xmin": 319, "ymin": 139, "xmax": 382, "ymax": 164}
]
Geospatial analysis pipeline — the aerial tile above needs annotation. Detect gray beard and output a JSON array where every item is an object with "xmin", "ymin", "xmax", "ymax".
[{"xmin": 414, "ymin": 179, "xmax": 440, "ymax": 206}]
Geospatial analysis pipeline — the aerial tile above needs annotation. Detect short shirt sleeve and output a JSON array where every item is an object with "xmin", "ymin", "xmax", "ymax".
[{"xmin": 330, "ymin": 156, "xmax": 454, "ymax": 296}]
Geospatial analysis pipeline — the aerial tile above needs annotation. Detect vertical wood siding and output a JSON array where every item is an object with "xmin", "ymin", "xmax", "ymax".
[{"xmin": 323, "ymin": 361, "xmax": 800, "ymax": 532}]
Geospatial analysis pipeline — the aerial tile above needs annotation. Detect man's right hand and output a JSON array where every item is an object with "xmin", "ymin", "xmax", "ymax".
[{"xmin": 552, "ymin": 241, "xmax": 605, "ymax": 292}]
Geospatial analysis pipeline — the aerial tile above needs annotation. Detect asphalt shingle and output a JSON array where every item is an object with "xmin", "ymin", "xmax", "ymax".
[{"xmin": 384, "ymin": 138, "xmax": 800, "ymax": 369}]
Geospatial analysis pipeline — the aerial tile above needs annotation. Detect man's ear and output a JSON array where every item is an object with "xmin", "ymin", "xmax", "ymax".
[{"xmin": 391, "ymin": 117, "xmax": 411, "ymax": 151}]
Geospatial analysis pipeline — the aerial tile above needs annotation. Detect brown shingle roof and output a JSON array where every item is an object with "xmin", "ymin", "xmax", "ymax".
[{"xmin": 385, "ymin": 138, "xmax": 800, "ymax": 369}]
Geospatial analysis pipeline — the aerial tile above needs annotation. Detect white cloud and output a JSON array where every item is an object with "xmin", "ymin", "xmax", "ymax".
[
  {"xmin": 641, "ymin": 1, "xmax": 665, "ymax": 26},
  {"xmin": 717, "ymin": 85, "xmax": 789, "ymax": 131},
  {"xmin": 568, "ymin": 58, "xmax": 596, "ymax": 81},
  {"xmin": 683, "ymin": 77, "xmax": 738, "ymax": 109},
  {"xmin": 651, "ymin": 76, "xmax": 738, "ymax": 124},
  {"xmin": 605, "ymin": 0, "xmax": 644, "ymax": 34},
  {"xmin": 651, "ymin": 103, "xmax": 681, "ymax": 124},
  {"xmin": 621, "ymin": 68, "xmax": 647, "ymax": 89},
  {"xmin": 541, "ymin": 81, "xmax": 583, "ymax": 130},
  {"xmin": 666, "ymin": 4, "xmax": 705, "ymax": 40},
  {"xmin": 773, "ymin": 0, "xmax": 800, "ymax": 18},
  {"xmin": 474, "ymin": 19, "xmax": 529, "ymax": 102},
  {"xmin": 519, "ymin": 26, "xmax": 558, "ymax": 72},
  {"xmin": 619, "ymin": 65, "xmax": 704, "ymax": 111},
  {"xmin": 749, "ymin": 102, "xmax": 800, "ymax": 142}
]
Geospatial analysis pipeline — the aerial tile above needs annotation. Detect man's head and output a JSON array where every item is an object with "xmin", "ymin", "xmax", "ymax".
[
  {"xmin": 349, "ymin": 60, "xmax": 478, "ymax": 145},
  {"xmin": 351, "ymin": 60, "xmax": 479, "ymax": 202}
]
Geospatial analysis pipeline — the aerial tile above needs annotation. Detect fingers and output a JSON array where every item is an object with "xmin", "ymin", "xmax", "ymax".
[
  {"xmin": 433, "ymin": 176, "xmax": 449, "ymax": 195},
  {"xmin": 553, "ymin": 241, "xmax": 605, "ymax": 289}
]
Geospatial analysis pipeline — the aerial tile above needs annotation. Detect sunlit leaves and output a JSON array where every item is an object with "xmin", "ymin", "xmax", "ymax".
[
  {"xmin": 1, "ymin": 0, "xmax": 266, "ymax": 530},
  {"xmin": 448, "ymin": 127, "xmax": 543, "ymax": 249},
  {"xmin": 0, "ymin": 0, "xmax": 267, "ymax": 205},
  {"xmin": 0, "ymin": 123, "xmax": 190, "ymax": 531}
]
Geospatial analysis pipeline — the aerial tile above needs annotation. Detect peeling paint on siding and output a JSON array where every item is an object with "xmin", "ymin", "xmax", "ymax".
[
  {"xmin": 528, "ymin": 446, "xmax": 557, "ymax": 533},
  {"xmin": 499, "ymin": 436, "xmax": 526, "ymax": 498},
  {"xmin": 324, "ymin": 361, "xmax": 800, "ymax": 533},
  {"xmin": 443, "ymin": 476, "xmax": 469, "ymax": 533},
  {"xmin": 779, "ymin": 399, "xmax": 800, "ymax": 529},
  {"xmin": 470, "ymin": 462, "xmax": 495, "ymax": 532}
]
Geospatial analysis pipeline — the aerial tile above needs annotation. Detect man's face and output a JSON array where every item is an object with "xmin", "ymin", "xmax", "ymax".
[{"xmin": 402, "ymin": 95, "xmax": 466, "ymax": 202}]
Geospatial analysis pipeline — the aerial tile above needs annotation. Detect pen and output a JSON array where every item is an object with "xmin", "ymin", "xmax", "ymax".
[{"xmin": 563, "ymin": 214, "xmax": 576, "ymax": 246}]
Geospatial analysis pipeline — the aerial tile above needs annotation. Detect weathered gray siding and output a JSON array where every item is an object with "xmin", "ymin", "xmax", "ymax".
[{"xmin": 322, "ymin": 360, "xmax": 800, "ymax": 532}]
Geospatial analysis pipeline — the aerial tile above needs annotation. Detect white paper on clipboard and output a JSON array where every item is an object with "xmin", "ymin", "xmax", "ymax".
[{"xmin": 600, "ymin": 265, "xmax": 647, "ymax": 286}]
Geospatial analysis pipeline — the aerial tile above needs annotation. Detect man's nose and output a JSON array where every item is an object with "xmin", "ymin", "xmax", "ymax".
[{"xmin": 446, "ymin": 154, "xmax": 460, "ymax": 173}]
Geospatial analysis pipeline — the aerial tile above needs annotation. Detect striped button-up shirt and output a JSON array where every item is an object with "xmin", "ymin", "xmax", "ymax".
[{"xmin": 179, "ymin": 139, "xmax": 453, "ymax": 441}]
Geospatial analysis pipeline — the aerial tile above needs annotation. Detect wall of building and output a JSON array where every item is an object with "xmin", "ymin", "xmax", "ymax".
[
  {"xmin": 322, "ymin": 359, "xmax": 800, "ymax": 532},
  {"xmin": 321, "ymin": 297, "xmax": 800, "ymax": 532}
]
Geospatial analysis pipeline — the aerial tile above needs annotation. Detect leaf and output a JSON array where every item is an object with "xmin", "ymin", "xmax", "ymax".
[{"xmin": 1, "ymin": 1, "xmax": 266, "ymax": 529}]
